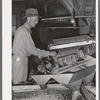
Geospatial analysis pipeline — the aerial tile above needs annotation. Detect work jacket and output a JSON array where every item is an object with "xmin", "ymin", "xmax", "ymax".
[{"xmin": 12, "ymin": 23, "xmax": 50, "ymax": 84}]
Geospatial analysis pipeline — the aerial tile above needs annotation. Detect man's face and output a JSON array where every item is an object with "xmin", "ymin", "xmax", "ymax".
[{"xmin": 28, "ymin": 16, "xmax": 38, "ymax": 28}]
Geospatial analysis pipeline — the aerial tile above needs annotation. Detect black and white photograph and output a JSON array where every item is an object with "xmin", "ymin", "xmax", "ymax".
[{"xmin": 2, "ymin": 0, "xmax": 98, "ymax": 100}]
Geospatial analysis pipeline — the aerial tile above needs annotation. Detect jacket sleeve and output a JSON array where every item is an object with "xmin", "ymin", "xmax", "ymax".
[{"xmin": 26, "ymin": 32, "xmax": 50, "ymax": 58}]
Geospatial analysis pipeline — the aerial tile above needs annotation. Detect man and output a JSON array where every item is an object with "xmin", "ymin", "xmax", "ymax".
[{"xmin": 12, "ymin": 8, "xmax": 56, "ymax": 84}]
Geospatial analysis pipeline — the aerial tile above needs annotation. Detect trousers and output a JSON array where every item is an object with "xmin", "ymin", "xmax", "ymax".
[{"xmin": 12, "ymin": 55, "xmax": 28, "ymax": 84}]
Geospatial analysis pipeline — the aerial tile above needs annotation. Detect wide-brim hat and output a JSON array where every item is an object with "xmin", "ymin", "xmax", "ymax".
[{"xmin": 22, "ymin": 8, "xmax": 42, "ymax": 19}]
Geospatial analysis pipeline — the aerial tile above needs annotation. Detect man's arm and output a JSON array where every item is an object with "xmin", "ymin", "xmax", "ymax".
[{"xmin": 26, "ymin": 32, "xmax": 56, "ymax": 58}]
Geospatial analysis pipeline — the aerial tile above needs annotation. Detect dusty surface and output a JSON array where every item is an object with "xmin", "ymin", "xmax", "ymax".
[{"xmin": 12, "ymin": 89, "xmax": 72, "ymax": 100}]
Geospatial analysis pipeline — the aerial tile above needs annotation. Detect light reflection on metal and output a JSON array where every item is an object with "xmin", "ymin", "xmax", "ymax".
[
  {"xmin": 70, "ymin": 18, "xmax": 75, "ymax": 24},
  {"xmin": 49, "ymin": 40, "xmax": 95, "ymax": 50}
]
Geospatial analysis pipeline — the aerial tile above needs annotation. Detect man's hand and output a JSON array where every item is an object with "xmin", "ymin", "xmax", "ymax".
[{"xmin": 49, "ymin": 51, "xmax": 57, "ymax": 57}]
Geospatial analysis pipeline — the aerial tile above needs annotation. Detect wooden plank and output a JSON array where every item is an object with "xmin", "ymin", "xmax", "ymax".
[
  {"xmin": 69, "ymin": 67, "xmax": 81, "ymax": 72},
  {"xmin": 13, "ymin": 84, "xmax": 68, "ymax": 92},
  {"xmin": 67, "ymin": 79, "xmax": 83, "ymax": 91},
  {"xmin": 57, "ymin": 59, "xmax": 93, "ymax": 74},
  {"xmin": 70, "ymin": 66, "xmax": 95, "ymax": 83}
]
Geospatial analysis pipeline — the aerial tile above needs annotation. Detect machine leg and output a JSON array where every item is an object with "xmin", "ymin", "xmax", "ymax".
[
  {"xmin": 40, "ymin": 84, "xmax": 47, "ymax": 89},
  {"xmin": 71, "ymin": 91, "xmax": 80, "ymax": 100}
]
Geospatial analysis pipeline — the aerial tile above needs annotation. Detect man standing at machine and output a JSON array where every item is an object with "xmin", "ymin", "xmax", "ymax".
[{"xmin": 12, "ymin": 8, "xmax": 56, "ymax": 84}]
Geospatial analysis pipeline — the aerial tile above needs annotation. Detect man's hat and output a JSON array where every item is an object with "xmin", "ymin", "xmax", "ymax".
[{"xmin": 22, "ymin": 8, "xmax": 41, "ymax": 19}]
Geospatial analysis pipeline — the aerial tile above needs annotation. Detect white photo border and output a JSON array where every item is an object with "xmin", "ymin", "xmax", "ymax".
[{"xmin": 2, "ymin": 0, "xmax": 99, "ymax": 100}]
